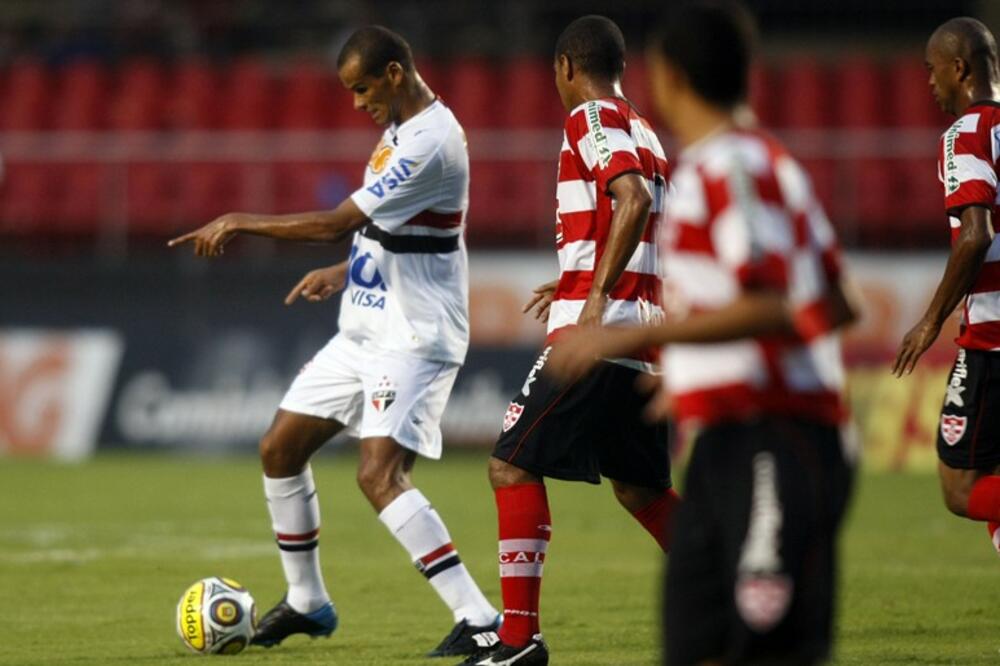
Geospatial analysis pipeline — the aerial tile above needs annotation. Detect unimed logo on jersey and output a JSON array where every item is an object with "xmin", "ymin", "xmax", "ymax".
[
  {"xmin": 585, "ymin": 101, "xmax": 612, "ymax": 169},
  {"xmin": 347, "ymin": 245, "xmax": 388, "ymax": 310},
  {"xmin": 943, "ymin": 121, "xmax": 962, "ymax": 195},
  {"xmin": 366, "ymin": 158, "xmax": 418, "ymax": 199}
]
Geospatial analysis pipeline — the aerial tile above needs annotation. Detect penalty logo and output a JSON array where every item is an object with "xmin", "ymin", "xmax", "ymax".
[
  {"xmin": 940, "ymin": 414, "xmax": 967, "ymax": 446},
  {"xmin": 503, "ymin": 402, "xmax": 525, "ymax": 432},
  {"xmin": 371, "ymin": 376, "xmax": 397, "ymax": 413}
]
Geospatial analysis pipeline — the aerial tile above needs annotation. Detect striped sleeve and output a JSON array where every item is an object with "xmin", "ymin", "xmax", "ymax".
[
  {"xmin": 942, "ymin": 112, "xmax": 998, "ymax": 214},
  {"xmin": 569, "ymin": 101, "xmax": 644, "ymax": 194}
]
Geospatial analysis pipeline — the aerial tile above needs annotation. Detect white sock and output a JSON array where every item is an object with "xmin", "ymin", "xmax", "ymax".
[
  {"xmin": 263, "ymin": 465, "xmax": 330, "ymax": 614},
  {"xmin": 379, "ymin": 489, "xmax": 498, "ymax": 626}
]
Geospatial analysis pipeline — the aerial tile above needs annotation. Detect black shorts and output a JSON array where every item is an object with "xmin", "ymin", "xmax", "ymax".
[
  {"xmin": 664, "ymin": 417, "xmax": 854, "ymax": 666},
  {"xmin": 937, "ymin": 348, "xmax": 1000, "ymax": 470},
  {"xmin": 492, "ymin": 347, "xmax": 671, "ymax": 488}
]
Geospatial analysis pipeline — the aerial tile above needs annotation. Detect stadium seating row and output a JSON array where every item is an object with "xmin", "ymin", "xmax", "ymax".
[
  {"xmin": 0, "ymin": 155, "xmax": 944, "ymax": 246},
  {"xmin": 0, "ymin": 54, "xmax": 948, "ymax": 130}
]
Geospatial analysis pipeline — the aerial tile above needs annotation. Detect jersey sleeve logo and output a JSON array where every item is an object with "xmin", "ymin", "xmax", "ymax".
[
  {"xmin": 584, "ymin": 101, "xmax": 613, "ymax": 169},
  {"xmin": 369, "ymin": 141, "xmax": 394, "ymax": 174},
  {"xmin": 943, "ymin": 122, "xmax": 961, "ymax": 195},
  {"xmin": 366, "ymin": 158, "xmax": 419, "ymax": 199}
]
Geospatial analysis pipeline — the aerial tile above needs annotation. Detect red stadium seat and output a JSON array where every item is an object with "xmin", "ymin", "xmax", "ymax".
[
  {"xmin": 497, "ymin": 57, "xmax": 562, "ymax": 128},
  {"xmin": 110, "ymin": 60, "xmax": 165, "ymax": 130},
  {"xmin": 53, "ymin": 164, "xmax": 107, "ymax": 233},
  {"xmin": 272, "ymin": 162, "xmax": 354, "ymax": 214},
  {"xmin": 749, "ymin": 62, "xmax": 781, "ymax": 128},
  {"xmin": 221, "ymin": 59, "xmax": 275, "ymax": 129},
  {"xmin": 0, "ymin": 164, "xmax": 62, "ymax": 232},
  {"xmin": 894, "ymin": 158, "xmax": 943, "ymax": 239},
  {"xmin": 127, "ymin": 163, "xmax": 179, "ymax": 233},
  {"xmin": 887, "ymin": 56, "xmax": 950, "ymax": 128},
  {"xmin": 51, "ymin": 60, "xmax": 109, "ymax": 130},
  {"xmin": 280, "ymin": 60, "xmax": 335, "ymax": 129},
  {"xmin": 175, "ymin": 163, "xmax": 242, "ymax": 223},
  {"xmin": 0, "ymin": 59, "xmax": 52, "ymax": 130},
  {"xmin": 622, "ymin": 55, "xmax": 651, "ymax": 116},
  {"xmin": 168, "ymin": 60, "xmax": 218, "ymax": 129},
  {"xmin": 833, "ymin": 56, "xmax": 882, "ymax": 128},
  {"xmin": 853, "ymin": 158, "xmax": 895, "ymax": 230},
  {"xmin": 778, "ymin": 58, "xmax": 829, "ymax": 128},
  {"xmin": 440, "ymin": 59, "xmax": 498, "ymax": 129}
]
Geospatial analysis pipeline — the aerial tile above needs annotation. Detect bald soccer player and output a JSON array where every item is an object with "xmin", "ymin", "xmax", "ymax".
[{"xmin": 894, "ymin": 17, "xmax": 1000, "ymax": 555}]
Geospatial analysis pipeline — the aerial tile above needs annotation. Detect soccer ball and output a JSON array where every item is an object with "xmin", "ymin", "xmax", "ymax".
[{"xmin": 176, "ymin": 577, "xmax": 257, "ymax": 655}]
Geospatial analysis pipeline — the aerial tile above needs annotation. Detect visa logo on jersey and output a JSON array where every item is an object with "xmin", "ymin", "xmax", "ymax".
[
  {"xmin": 347, "ymin": 245, "xmax": 388, "ymax": 310},
  {"xmin": 366, "ymin": 158, "xmax": 418, "ymax": 199}
]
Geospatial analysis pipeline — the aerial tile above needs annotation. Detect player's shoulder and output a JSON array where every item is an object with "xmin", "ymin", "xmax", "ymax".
[
  {"xmin": 565, "ymin": 97, "xmax": 631, "ymax": 136},
  {"xmin": 943, "ymin": 102, "xmax": 1000, "ymax": 143},
  {"xmin": 402, "ymin": 100, "xmax": 462, "ymax": 147}
]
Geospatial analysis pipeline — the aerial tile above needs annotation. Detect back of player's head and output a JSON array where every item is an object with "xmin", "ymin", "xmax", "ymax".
[
  {"xmin": 337, "ymin": 25, "xmax": 414, "ymax": 77},
  {"xmin": 651, "ymin": 1, "xmax": 757, "ymax": 108},
  {"xmin": 931, "ymin": 17, "xmax": 999, "ymax": 80},
  {"xmin": 555, "ymin": 15, "xmax": 626, "ymax": 81}
]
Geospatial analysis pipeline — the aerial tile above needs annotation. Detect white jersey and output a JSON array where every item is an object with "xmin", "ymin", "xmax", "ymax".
[{"xmin": 343, "ymin": 99, "xmax": 470, "ymax": 364}]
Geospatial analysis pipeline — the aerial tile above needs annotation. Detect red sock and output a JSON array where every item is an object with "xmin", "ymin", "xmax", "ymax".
[
  {"xmin": 495, "ymin": 483, "xmax": 550, "ymax": 648},
  {"xmin": 988, "ymin": 522, "xmax": 1000, "ymax": 554},
  {"xmin": 967, "ymin": 476, "xmax": 1000, "ymax": 521},
  {"xmin": 631, "ymin": 488, "xmax": 681, "ymax": 553}
]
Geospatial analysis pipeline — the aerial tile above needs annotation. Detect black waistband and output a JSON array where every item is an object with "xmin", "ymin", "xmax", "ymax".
[{"xmin": 360, "ymin": 224, "xmax": 460, "ymax": 254}]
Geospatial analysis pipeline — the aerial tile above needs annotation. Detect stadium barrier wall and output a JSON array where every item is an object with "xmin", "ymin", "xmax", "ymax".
[{"xmin": 0, "ymin": 251, "xmax": 957, "ymax": 470}]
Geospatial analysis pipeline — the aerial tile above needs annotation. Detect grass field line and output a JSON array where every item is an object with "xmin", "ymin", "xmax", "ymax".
[{"xmin": 0, "ymin": 534, "xmax": 276, "ymax": 564}]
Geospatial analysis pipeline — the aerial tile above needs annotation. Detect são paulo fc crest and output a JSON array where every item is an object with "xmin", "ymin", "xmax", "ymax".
[
  {"xmin": 503, "ymin": 402, "xmax": 525, "ymax": 432},
  {"xmin": 371, "ymin": 376, "xmax": 397, "ymax": 413},
  {"xmin": 940, "ymin": 414, "xmax": 967, "ymax": 446}
]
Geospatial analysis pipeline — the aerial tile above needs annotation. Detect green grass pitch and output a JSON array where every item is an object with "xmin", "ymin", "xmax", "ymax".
[{"xmin": 1, "ymin": 451, "xmax": 1000, "ymax": 664}]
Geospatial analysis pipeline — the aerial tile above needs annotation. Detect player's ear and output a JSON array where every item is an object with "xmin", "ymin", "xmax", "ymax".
[
  {"xmin": 386, "ymin": 61, "xmax": 405, "ymax": 87},
  {"xmin": 556, "ymin": 54, "xmax": 573, "ymax": 82},
  {"xmin": 955, "ymin": 56, "xmax": 972, "ymax": 82}
]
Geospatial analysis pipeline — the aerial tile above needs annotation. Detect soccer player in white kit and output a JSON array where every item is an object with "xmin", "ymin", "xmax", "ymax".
[{"xmin": 169, "ymin": 26, "xmax": 500, "ymax": 657}]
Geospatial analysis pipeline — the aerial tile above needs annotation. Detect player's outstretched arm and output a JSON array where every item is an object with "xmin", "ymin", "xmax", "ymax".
[
  {"xmin": 168, "ymin": 198, "xmax": 370, "ymax": 257},
  {"xmin": 577, "ymin": 173, "xmax": 653, "ymax": 328},
  {"xmin": 892, "ymin": 205, "xmax": 994, "ymax": 377},
  {"xmin": 285, "ymin": 261, "xmax": 349, "ymax": 306}
]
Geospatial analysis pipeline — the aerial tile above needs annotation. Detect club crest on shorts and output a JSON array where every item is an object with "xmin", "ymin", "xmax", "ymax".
[
  {"xmin": 940, "ymin": 414, "xmax": 967, "ymax": 446},
  {"xmin": 503, "ymin": 402, "xmax": 524, "ymax": 432},
  {"xmin": 372, "ymin": 376, "xmax": 397, "ymax": 413},
  {"xmin": 735, "ymin": 573, "xmax": 793, "ymax": 632}
]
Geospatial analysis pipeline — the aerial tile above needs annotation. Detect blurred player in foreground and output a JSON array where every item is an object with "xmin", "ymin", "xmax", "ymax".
[
  {"xmin": 547, "ymin": 3, "xmax": 858, "ymax": 663},
  {"xmin": 894, "ymin": 18, "xmax": 1000, "ymax": 555},
  {"xmin": 461, "ymin": 15, "xmax": 676, "ymax": 666},
  {"xmin": 169, "ymin": 25, "xmax": 499, "ymax": 657}
]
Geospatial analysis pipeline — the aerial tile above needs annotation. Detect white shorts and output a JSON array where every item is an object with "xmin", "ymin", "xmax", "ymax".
[{"xmin": 279, "ymin": 334, "xmax": 459, "ymax": 459}]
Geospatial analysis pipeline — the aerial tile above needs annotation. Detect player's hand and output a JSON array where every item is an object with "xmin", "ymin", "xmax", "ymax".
[
  {"xmin": 546, "ymin": 327, "xmax": 607, "ymax": 383},
  {"xmin": 285, "ymin": 262, "xmax": 349, "ymax": 305},
  {"xmin": 892, "ymin": 317, "xmax": 942, "ymax": 377},
  {"xmin": 577, "ymin": 292, "xmax": 608, "ymax": 328},
  {"xmin": 522, "ymin": 279, "xmax": 559, "ymax": 322},
  {"xmin": 168, "ymin": 213, "xmax": 244, "ymax": 257}
]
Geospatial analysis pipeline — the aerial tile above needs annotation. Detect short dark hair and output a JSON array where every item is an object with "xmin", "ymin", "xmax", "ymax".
[
  {"xmin": 555, "ymin": 15, "xmax": 626, "ymax": 81},
  {"xmin": 336, "ymin": 25, "xmax": 414, "ymax": 77},
  {"xmin": 651, "ymin": 1, "xmax": 756, "ymax": 108}
]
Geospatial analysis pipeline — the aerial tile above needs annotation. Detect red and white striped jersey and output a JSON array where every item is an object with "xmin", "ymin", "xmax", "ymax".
[
  {"xmin": 546, "ymin": 97, "xmax": 670, "ymax": 367},
  {"xmin": 660, "ymin": 128, "xmax": 846, "ymax": 427},
  {"xmin": 939, "ymin": 102, "xmax": 1000, "ymax": 350}
]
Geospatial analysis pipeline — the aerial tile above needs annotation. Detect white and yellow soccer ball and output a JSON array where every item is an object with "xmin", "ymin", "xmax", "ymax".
[{"xmin": 176, "ymin": 577, "xmax": 257, "ymax": 655}]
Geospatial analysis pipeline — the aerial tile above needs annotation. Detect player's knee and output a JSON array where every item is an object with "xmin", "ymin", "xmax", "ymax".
[
  {"xmin": 258, "ymin": 431, "xmax": 305, "ymax": 477},
  {"xmin": 942, "ymin": 484, "xmax": 971, "ymax": 517},
  {"xmin": 611, "ymin": 480, "xmax": 661, "ymax": 514},
  {"xmin": 488, "ymin": 456, "xmax": 537, "ymax": 489},
  {"xmin": 356, "ymin": 458, "xmax": 393, "ymax": 499}
]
